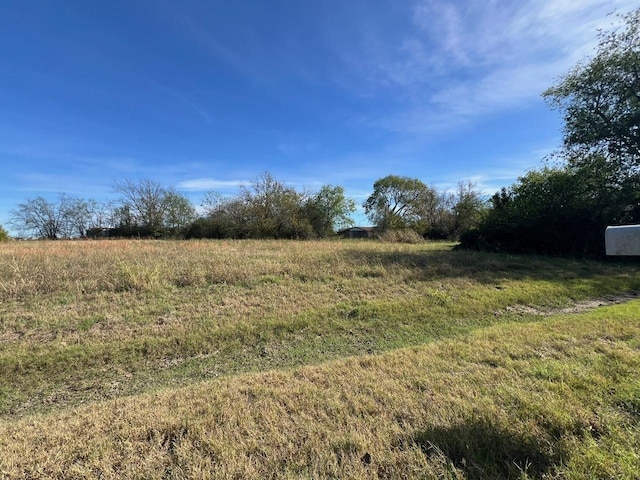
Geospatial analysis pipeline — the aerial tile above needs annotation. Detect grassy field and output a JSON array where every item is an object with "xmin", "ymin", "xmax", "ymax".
[{"xmin": 1, "ymin": 239, "xmax": 639, "ymax": 478}]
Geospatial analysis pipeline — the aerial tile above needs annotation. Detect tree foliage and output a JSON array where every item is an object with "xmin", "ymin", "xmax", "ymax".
[
  {"xmin": 0, "ymin": 224, "xmax": 9, "ymax": 242},
  {"xmin": 112, "ymin": 179, "xmax": 195, "ymax": 237},
  {"xmin": 8, "ymin": 180, "xmax": 198, "ymax": 240},
  {"xmin": 544, "ymin": 9, "xmax": 640, "ymax": 171},
  {"xmin": 239, "ymin": 173, "xmax": 310, "ymax": 239},
  {"xmin": 452, "ymin": 181, "xmax": 488, "ymax": 237},
  {"xmin": 163, "ymin": 191, "xmax": 197, "ymax": 233},
  {"xmin": 191, "ymin": 174, "xmax": 357, "ymax": 240},
  {"xmin": 7, "ymin": 173, "xmax": 487, "ymax": 242},
  {"xmin": 364, "ymin": 175, "xmax": 485, "ymax": 239},
  {"xmin": 364, "ymin": 175, "xmax": 438, "ymax": 231},
  {"xmin": 304, "ymin": 185, "xmax": 356, "ymax": 237},
  {"xmin": 461, "ymin": 160, "xmax": 640, "ymax": 256},
  {"xmin": 462, "ymin": 9, "xmax": 640, "ymax": 257}
]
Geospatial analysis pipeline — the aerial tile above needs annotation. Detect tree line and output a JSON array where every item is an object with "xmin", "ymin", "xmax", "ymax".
[
  {"xmin": 8, "ymin": 180, "xmax": 198, "ymax": 240},
  {"xmin": 6, "ymin": 171, "xmax": 486, "ymax": 241},
  {"xmin": 7, "ymin": 174, "xmax": 347, "ymax": 240}
]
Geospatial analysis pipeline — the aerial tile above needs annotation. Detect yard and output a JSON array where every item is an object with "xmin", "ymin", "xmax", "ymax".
[{"xmin": 1, "ymin": 239, "xmax": 639, "ymax": 478}]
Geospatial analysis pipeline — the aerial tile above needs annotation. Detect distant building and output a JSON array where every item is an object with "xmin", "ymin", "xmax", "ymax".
[{"xmin": 336, "ymin": 226, "xmax": 376, "ymax": 239}]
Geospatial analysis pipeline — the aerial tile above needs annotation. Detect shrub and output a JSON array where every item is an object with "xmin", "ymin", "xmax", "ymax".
[
  {"xmin": 459, "ymin": 165, "xmax": 640, "ymax": 257},
  {"xmin": 0, "ymin": 225, "xmax": 10, "ymax": 242},
  {"xmin": 376, "ymin": 228, "xmax": 424, "ymax": 244}
]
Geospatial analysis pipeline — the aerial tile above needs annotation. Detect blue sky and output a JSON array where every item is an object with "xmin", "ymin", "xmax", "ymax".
[{"xmin": 1, "ymin": 0, "xmax": 637, "ymax": 230}]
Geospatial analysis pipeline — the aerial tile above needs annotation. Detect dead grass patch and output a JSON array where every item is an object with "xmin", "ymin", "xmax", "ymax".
[{"xmin": 1, "ymin": 302, "xmax": 639, "ymax": 478}]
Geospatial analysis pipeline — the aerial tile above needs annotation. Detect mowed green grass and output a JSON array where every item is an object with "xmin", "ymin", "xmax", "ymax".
[{"xmin": 1, "ymin": 239, "xmax": 639, "ymax": 478}]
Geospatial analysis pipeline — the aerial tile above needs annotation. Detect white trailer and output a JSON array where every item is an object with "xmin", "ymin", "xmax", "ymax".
[{"xmin": 605, "ymin": 225, "xmax": 640, "ymax": 256}]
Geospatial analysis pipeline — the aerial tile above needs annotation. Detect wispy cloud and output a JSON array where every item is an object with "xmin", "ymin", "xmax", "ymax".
[
  {"xmin": 343, "ymin": 0, "xmax": 637, "ymax": 135},
  {"xmin": 1, "ymin": 144, "xmax": 140, "ymax": 172},
  {"xmin": 16, "ymin": 173, "xmax": 112, "ymax": 197},
  {"xmin": 176, "ymin": 178, "xmax": 248, "ymax": 192},
  {"xmin": 144, "ymin": 80, "xmax": 215, "ymax": 127},
  {"xmin": 434, "ymin": 142, "xmax": 560, "ymax": 195}
]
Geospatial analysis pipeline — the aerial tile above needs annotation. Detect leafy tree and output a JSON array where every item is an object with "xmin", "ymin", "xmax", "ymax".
[
  {"xmin": 113, "ymin": 179, "xmax": 195, "ymax": 237},
  {"xmin": 460, "ymin": 163, "xmax": 640, "ymax": 256},
  {"xmin": 110, "ymin": 204, "xmax": 135, "ymax": 231},
  {"xmin": 201, "ymin": 191, "xmax": 225, "ymax": 214},
  {"xmin": 195, "ymin": 175, "xmax": 356, "ymax": 239},
  {"xmin": 364, "ymin": 175, "xmax": 438, "ymax": 231},
  {"xmin": 452, "ymin": 181, "xmax": 487, "ymax": 237},
  {"xmin": 422, "ymin": 190, "xmax": 455, "ymax": 239},
  {"xmin": 196, "ymin": 173, "xmax": 313, "ymax": 239},
  {"xmin": 304, "ymin": 185, "xmax": 356, "ymax": 237},
  {"xmin": 214, "ymin": 197, "xmax": 251, "ymax": 238},
  {"xmin": 0, "ymin": 224, "xmax": 9, "ymax": 242},
  {"xmin": 163, "ymin": 191, "xmax": 197, "ymax": 233},
  {"xmin": 462, "ymin": 9, "xmax": 640, "ymax": 257},
  {"xmin": 187, "ymin": 193, "xmax": 242, "ymax": 239},
  {"xmin": 543, "ymin": 9, "xmax": 640, "ymax": 172},
  {"xmin": 193, "ymin": 192, "xmax": 236, "ymax": 238},
  {"xmin": 239, "ymin": 173, "xmax": 311, "ymax": 239},
  {"xmin": 416, "ymin": 183, "xmax": 486, "ymax": 240}
]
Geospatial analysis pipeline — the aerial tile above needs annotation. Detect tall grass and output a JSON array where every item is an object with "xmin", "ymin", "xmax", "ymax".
[
  {"xmin": 1, "ymin": 302, "xmax": 639, "ymax": 478},
  {"xmin": 0, "ymin": 239, "xmax": 639, "ymax": 478}
]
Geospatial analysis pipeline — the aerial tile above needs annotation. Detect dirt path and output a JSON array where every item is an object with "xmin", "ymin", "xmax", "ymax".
[{"xmin": 498, "ymin": 291, "xmax": 640, "ymax": 317}]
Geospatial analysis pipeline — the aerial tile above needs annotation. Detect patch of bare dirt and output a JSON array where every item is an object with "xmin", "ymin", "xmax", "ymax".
[{"xmin": 496, "ymin": 292, "xmax": 640, "ymax": 317}]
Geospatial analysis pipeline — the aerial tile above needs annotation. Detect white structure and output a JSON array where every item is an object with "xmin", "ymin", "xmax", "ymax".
[{"xmin": 605, "ymin": 225, "xmax": 640, "ymax": 256}]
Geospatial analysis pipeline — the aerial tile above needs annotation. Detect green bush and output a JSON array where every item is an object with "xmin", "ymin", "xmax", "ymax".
[
  {"xmin": 460, "ymin": 164, "xmax": 640, "ymax": 257},
  {"xmin": 0, "ymin": 225, "xmax": 10, "ymax": 242}
]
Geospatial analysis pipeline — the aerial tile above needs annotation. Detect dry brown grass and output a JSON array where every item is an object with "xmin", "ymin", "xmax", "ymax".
[
  {"xmin": 1, "ymin": 239, "xmax": 639, "ymax": 478},
  {"xmin": 1, "ymin": 302, "xmax": 639, "ymax": 479}
]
